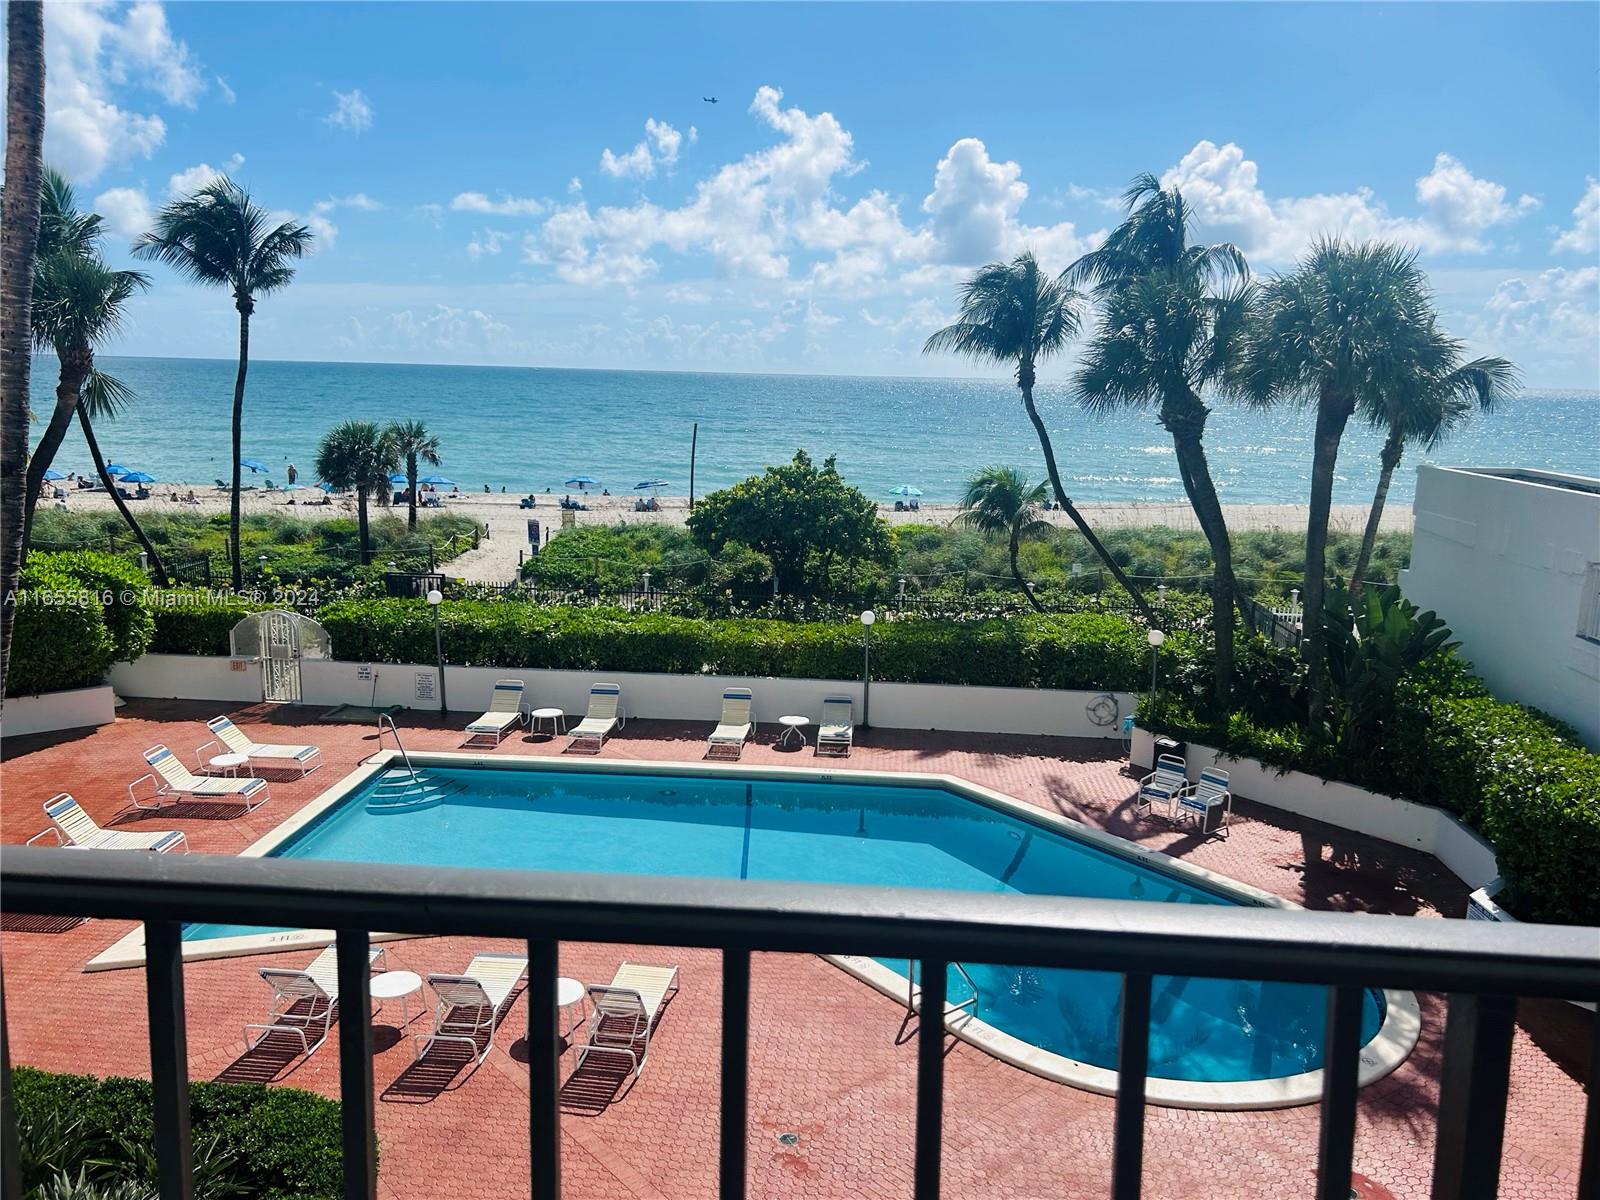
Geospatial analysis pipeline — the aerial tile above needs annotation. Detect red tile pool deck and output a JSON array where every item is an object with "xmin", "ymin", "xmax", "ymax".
[{"xmin": 1, "ymin": 700, "xmax": 1592, "ymax": 1199}]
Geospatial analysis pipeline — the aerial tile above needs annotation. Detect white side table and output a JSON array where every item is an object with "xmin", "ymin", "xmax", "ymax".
[
  {"xmin": 371, "ymin": 969, "xmax": 423, "ymax": 1030},
  {"xmin": 208, "ymin": 752, "xmax": 251, "ymax": 777},
  {"xmin": 557, "ymin": 975, "xmax": 586, "ymax": 1034},
  {"xmin": 777, "ymin": 714, "xmax": 809, "ymax": 749},
  {"xmin": 530, "ymin": 707, "xmax": 567, "ymax": 738}
]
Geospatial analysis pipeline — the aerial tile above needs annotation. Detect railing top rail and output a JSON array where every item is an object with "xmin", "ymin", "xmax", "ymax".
[{"xmin": 3, "ymin": 846, "xmax": 1596, "ymax": 997}]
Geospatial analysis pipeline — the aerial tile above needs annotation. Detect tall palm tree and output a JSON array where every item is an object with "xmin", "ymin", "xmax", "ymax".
[
  {"xmin": 75, "ymin": 372, "xmax": 169, "ymax": 582},
  {"xmin": 1, "ymin": 0, "xmax": 47, "ymax": 702},
  {"xmin": 1235, "ymin": 239, "xmax": 1441, "ymax": 730},
  {"xmin": 24, "ymin": 174, "xmax": 153, "ymax": 551},
  {"xmin": 1349, "ymin": 342, "xmax": 1516, "ymax": 595},
  {"xmin": 315, "ymin": 421, "xmax": 399, "ymax": 565},
  {"xmin": 1066, "ymin": 175, "xmax": 1253, "ymax": 704},
  {"xmin": 958, "ymin": 466, "xmax": 1050, "ymax": 613},
  {"xmin": 924, "ymin": 252, "xmax": 1153, "ymax": 620},
  {"xmin": 386, "ymin": 419, "xmax": 442, "ymax": 530},
  {"xmin": 133, "ymin": 178, "xmax": 313, "ymax": 589}
]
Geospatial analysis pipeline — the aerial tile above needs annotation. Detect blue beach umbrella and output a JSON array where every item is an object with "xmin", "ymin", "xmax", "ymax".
[
  {"xmin": 102, "ymin": 463, "xmax": 134, "ymax": 477},
  {"xmin": 419, "ymin": 474, "xmax": 453, "ymax": 486},
  {"xmin": 239, "ymin": 457, "xmax": 269, "ymax": 473},
  {"xmin": 888, "ymin": 485, "xmax": 924, "ymax": 497},
  {"xmin": 564, "ymin": 475, "xmax": 598, "ymax": 488},
  {"xmin": 42, "ymin": 468, "xmax": 66, "ymax": 481},
  {"xmin": 388, "ymin": 472, "xmax": 408, "ymax": 485},
  {"xmin": 119, "ymin": 470, "xmax": 158, "ymax": 484}
]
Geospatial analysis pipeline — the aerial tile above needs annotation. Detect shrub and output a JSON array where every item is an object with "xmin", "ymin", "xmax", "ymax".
[
  {"xmin": 11, "ymin": 1066, "xmax": 347, "ymax": 1199},
  {"xmin": 6, "ymin": 552, "xmax": 153, "ymax": 697},
  {"xmin": 147, "ymin": 593, "xmax": 275, "ymax": 656}
]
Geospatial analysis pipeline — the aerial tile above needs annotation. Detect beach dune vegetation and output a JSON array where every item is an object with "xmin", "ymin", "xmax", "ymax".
[
  {"xmin": 314, "ymin": 421, "xmax": 401, "ymax": 565},
  {"xmin": 957, "ymin": 466, "xmax": 1050, "ymax": 613}
]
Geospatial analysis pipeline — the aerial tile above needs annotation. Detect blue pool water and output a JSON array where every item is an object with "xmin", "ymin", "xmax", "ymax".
[{"xmin": 188, "ymin": 767, "xmax": 1384, "ymax": 1083}]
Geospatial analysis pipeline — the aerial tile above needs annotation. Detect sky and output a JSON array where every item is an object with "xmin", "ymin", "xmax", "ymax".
[{"xmin": 11, "ymin": 1, "xmax": 1600, "ymax": 385}]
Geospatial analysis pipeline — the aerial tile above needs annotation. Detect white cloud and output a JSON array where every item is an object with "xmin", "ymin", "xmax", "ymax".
[
  {"xmin": 93, "ymin": 185, "xmax": 153, "ymax": 239},
  {"xmin": 466, "ymin": 230, "xmax": 511, "ymax": 261},
  {"xmin": 339, "ymin": 304, "xmax": 522, "ymax": 357},
  {"xmin": 1552, "ymin": 179, "xmax": 1599, "ymax": 256},
  {"xmin": 167, "ymin": 152, "xmax": 245, "ymax": 197},
  {"xmin": 1160, "ymin": 141, "xmax": 1536, "ymax": 262},
  {"xmin": 568, "ymin": 177, "xmax": 583, "ymax": 196},
  {"xmin": 450, "ymin": 192, "xmax": 544, "ymax": 217},
  {"xmin": 302, "ymin": 194, "xmax": 382, "ymax": 251},
  {"xmin": 599, "ymin": 117, "xmax": 695, "ymax": 179},
  {"xmin": 214, "ymin": 75, "xmax": 236, "ymax": 105},
  {"xmin": 1463, "ymin": 266, "xmax": 1599, "ymax": 376},
  {"xmin": 324, "ymin": 88, "xmax": 373, "ymax": 134},
  {"xmin": 42, "ymin": 0, "xmax": 204, "ymax": 181}
]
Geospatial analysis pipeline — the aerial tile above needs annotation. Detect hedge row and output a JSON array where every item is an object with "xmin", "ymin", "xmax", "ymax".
[
  {"xmin": 6, "ymin": 552, "xmax": 153, "ymax": 697},
  {"xmin": 12, "ymin": 1066, "xmax": 346, "ymax": 1198},
  {"xmin": 145, "ymin": 592, "xmax": 276, "ymax": 656},
  {"xmin": 309, "ymin": 599, "xmax": 1166, "ymax": 691}
]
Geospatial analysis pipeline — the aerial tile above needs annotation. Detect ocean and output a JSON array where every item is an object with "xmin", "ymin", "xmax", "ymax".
[{"xmin": 29, "ymin": 356, "xmax": 1600, "ymax": 504}]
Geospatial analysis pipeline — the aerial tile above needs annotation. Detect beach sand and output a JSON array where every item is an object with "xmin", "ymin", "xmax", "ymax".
[{"xmin": 46, "ymin": 484, "xmax": 1411, "ymax": 583}]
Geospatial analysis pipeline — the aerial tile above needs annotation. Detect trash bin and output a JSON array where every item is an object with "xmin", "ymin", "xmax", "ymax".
[
  {"xmin": 1153, "ymin": 734, "xmax": 1185, "ymax": 762},
  {"xmin": 526, "ymin": 519, "xmax": 540, "ymax": 546}
]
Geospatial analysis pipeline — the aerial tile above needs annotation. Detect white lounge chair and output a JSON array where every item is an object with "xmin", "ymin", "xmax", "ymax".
[
  {"xmin": 27, "ymin": 793, "xmax": 189, "ymax": 854},
  {"xmin": 566, "ymin": 682, "xmax": 626, "ymax": 754},
  {"xmin": 198, "ymin": 716, "xmax": 322, "ymax": 777},
  {"xmin": 705, "ymin": 688, "xmax": 754, "ymax": 760},
  {"xmin": 1135, "ymin": 753, "xmax": 1187, "ymax": 820},
  {"xmin": 462, "ymin": 679, "xmax": 528, "ymax": 747},
  {"xmin": 416, "ymin": 951, "xmax": 529, "ymax": 1064},
  {"xmin": 1176, "ymin": 768, "xmax": 1233, "ymax": 838},
  {"xmin": 577, "ymin": 962, "xmax": 680, "ymax": 1077},
  {"xmin": 131, "ymin": 745, "xmax": 269, "ymax": 812},
  {"xmin": 244, "ymin": 944, "xmax": 387, "ymax": 1057},
  {"xmin": 816, "ymin": 695, "xmax": 855, "ymax": 758}
]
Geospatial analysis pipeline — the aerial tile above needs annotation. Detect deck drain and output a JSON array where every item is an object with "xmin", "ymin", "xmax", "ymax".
[{"xmin": 776, "ymin": 1132, "xmax": 800, "ymax": 1147}]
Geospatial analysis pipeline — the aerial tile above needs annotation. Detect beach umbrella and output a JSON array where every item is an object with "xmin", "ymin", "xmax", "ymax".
[
  {"xmin": 119, "ymin": 471, "xmax": 158, "ymax": 484},
  {"xmin": 564, "ymin": 475, "xmax": 598, "ymax": 488},
  {"xmin": 419, "ymin": 474, "xmax": 453, "ymax": 486},
  {"xmin": 102, "ymin": 463, "xmax": 134, "ymax": 477},
  {"xmin": 888, "ymin": 485, "xmax": 924, "ymax": 497},
  {"xmin": 239, "ymin": 457, "xmax": 269, "ymax": 473},
  {"xmin": 634, "ymin": 479, "xmax": 669, "ymax": 491},
  {"xmin": 388, "ymin": 472, "xmax": 408, "ymax": 485},
  {"xmin": 42, "ymin": 468, "xmax": 66, "ymax": 481}
]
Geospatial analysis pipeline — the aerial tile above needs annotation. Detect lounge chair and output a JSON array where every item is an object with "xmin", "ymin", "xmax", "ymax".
[
  {"xmin": 816, "ymin": 695, "xmax": 855, "ymax": 758},
  {"xmin": 244, "ymin": 944, "xmax": 387, "ymax": 1057},
  {"xmin": 462, "ymin": 679, "xmax": 528, "ymax": 747},
  {"xmin": 27, "ymin": 793, "xmax": 188, "ymax": 853},
  {"xmin": 198, "ymin": 716, "xmax": 323, "ymax": 777},
  {"xmin": 566, "ymin": 682, "xmax": 626, "ymax": 754},
  {"xmin": 705, "ymin": 687, "xmax": 754, "ymax": 760},
  {"xmin": 577, "ymin": 962, "xmax": 680, "ymax": 1077},
  {"xmin": 416, "ymin": 951, "xmax": 529, "ymax": 1064},
  {"xmin": 130, "ymin": 744, "xmax": 269, "ymax": 812},
  {"xmin": 1135, "ymin": 753, "xmax": 1187, "ymax": 820},
  {"xmin": 1176, "ymin": 768, "xmax": 1233, "ymax": 838}
]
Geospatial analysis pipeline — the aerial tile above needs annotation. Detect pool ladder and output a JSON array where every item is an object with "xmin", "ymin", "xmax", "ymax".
[
  {"xmin": 906, "ymin": 960, "xmax": 979, "ymax": 1022},
  {"xmin": 375, "ymin": 714, "xmax": 419, "ymax": 783}
]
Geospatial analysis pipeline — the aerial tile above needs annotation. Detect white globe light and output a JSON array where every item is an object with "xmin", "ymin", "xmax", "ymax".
[
  {"xmin": 860, "ymin": 609, "xmax": 876, "ymax": 626},
  {"xmin": 426, "ymin": 589, "xmax": 444, "ymax": 606},
  {"xmin": 1147, "ymin": 629, "xmax": 1166, "ymax": 647}
]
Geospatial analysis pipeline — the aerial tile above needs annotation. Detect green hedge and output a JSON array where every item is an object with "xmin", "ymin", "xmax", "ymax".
[
  {"xmin": 313, "ymin": 598, "xmax": 1171, "ymax": 691},
  {"xmin": 147, "ymin": 593, "xmax": 277, "ymax": 656},
  {"xmin": 12, "ymin": 1066, "xmax": 346, "ymax": 1198},
  {"xmin": 6, "ymin": 552, "xmax": 153, "ymax": 697}
]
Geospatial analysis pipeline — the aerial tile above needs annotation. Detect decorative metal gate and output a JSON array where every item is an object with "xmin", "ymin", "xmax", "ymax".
[{"xmin": 228, "ymin": 611, "xmax": 332, "ymax": 704}]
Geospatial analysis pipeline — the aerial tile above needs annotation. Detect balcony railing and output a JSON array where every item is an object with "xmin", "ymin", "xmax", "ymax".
[{"xmin": 2, "ymin": 844, "xmax": 1597, "ymax": 1200}]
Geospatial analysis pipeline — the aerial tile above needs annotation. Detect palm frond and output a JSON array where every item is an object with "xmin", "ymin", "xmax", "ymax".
[{"xmin": 80, "ymin": 369, "xmax": 138, "ymax": 421}]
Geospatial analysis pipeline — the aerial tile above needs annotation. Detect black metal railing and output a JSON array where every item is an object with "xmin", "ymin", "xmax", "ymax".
[{"xmin": 1, "ymin": 846, "xmax": 1596, "ymax": 1200}]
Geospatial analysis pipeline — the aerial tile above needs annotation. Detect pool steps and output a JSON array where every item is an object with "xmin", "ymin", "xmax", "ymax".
[{"xmin": 365, "ymin": 770, "xmax": 466, "ymax": 813}]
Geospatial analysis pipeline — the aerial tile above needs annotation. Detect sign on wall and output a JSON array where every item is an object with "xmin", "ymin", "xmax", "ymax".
[{"xmin": 414, "ymin": 670, "xmax": 436, "ymax": 701}]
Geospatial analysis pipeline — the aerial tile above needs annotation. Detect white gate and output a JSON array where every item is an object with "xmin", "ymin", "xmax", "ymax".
[{"xmin": 229, "ymin": 611, "xmax": 332, "ymax": 704}]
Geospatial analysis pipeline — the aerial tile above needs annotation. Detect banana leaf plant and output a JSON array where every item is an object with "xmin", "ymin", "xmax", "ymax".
[{"xmin": 1322, "ymin": 580, "xmax": 1458, "ymax": 753}]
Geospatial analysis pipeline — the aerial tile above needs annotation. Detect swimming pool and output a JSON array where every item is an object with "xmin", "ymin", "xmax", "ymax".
[{"xmin": 149, "ymin": 753, "xmax": 1416, "ymax": 1107}]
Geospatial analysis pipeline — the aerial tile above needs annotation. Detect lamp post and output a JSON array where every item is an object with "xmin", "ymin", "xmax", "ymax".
[
  {"xmin": 427, "ymin": 588, "xmax": 448, "ymax": 716},
  {"xmin": 1147, "ymin": 628, "xmax": 1166, "ymax": 700},
  {"xmin": 860, "ymin": 610, "xmax": 876, "ymax": 729}
]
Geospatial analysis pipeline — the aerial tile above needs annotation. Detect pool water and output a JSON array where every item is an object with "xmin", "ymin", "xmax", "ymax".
[{"xmin": 188, "ymin": 766, "xmax": 1383, "ymax": 1083}]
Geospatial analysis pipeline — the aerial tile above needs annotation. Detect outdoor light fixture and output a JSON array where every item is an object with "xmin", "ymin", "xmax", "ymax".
[
  {"xmin": 1147, "ymin": 628, "xmax": 1166, "ymax": 699},
  {"xmin": 860, "ymin": 610, "xmax": 876, "ymax": 729},
  {"xmin": 427, "ymin": 588, "xmax": 447, "ymax": 715}
]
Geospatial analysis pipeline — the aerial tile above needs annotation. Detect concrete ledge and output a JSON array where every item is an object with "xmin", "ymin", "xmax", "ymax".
[{"xmin": 1, "ymin": 684, "xmax": 116, "ymax": 737}]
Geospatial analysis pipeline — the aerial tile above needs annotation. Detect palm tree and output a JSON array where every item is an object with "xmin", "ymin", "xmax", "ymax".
[
  {"xmin": 75, "ymin": 373, "xmax": 169, "ymax": 582},
  {"xmin": 386, "ymin": 419, "xmax": 442, "ymax": 530},
  {"xmin": 1349, "ymin": 343, "xmax": 1516, "ymax": 595},
  {"xmin": 958, "ymin": 467, "xmax": 1050, "ymax": 612},
  {"xmin": 1066, "ymin": 175, "xmax": 1253, "ymax": 704},
  {"xmin": 924, "ymin": 252, "xmax": 1153, "ymax": 620},
  {"xmin": 1, "ymin": 0, "xmax": 47, "ymax": 701},
  {"xmin": 1235, "ymin": 239, "xmax": 1443, "ymax": 729},
  {"xmin": 24, "ymin": 173, "xmax": 153, "ymax": 551},
  {"xmin": 133, "ymin": 178, "xmax": 313, "ymax": 589},
  {"xmin": 315, "ymin": 421, "xmax": 399, "ymax": 565}
]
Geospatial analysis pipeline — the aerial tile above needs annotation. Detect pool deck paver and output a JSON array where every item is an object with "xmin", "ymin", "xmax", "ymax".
[{"xmin": 1, "ymin": 699, "xmax": 1592, "ymax": 1200}]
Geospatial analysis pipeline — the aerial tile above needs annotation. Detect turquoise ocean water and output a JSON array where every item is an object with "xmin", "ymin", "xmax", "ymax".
[{"xmin": 30, "ymin": 355, "xmax": 1599, "ymax": 503}]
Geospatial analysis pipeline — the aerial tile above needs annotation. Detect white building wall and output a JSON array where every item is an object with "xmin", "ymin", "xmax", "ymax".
[{"xmin": 1400, "ymin": 466, "xmax": 1600, "ymax": 747}]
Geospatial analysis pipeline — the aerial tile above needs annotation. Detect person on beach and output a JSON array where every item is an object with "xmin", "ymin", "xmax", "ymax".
[{"xmin": 286, "ymin": 464, "xmax": 298, "ymax": 486}]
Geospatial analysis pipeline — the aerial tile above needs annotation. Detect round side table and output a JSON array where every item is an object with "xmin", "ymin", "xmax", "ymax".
[
  {"xmin": 208, "ymin": 752, "xmax": 251, "ymax": 777},
  {"xmin": 557, "ymin": 975, "xmax": 586, "ymax": 1034},
  {"xmin": 530, "ymin": 707, "xmax": 567, "ymax": 738},
  {"xmin": 371, "ymin": 969, "xmax": 423, "ymax": 1030},
  {"xmin": 777, "ymin": 714, "xmax": 809, "ymax": 749}
]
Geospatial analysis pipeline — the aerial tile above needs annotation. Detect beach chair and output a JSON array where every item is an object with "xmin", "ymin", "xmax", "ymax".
[
  {"xmin": 1176, "ymin": 768, "xmax": 1233, "ymax": 838},
  {"xmin": 566, "ymin": 682, "xmax": 626, "ymax": 754},
  {"xmin": 215, "ymin": 478, "xmax": 228, "ymax": 489},
  {"xmin": 705, "ymin": 687, "xmax": 754, "ymax": 759},
  {"xmin": 1135, "ymin": 753, "xmax": 1187, "ymax": 821},
  {"xmin": 462, "ymin": 679, "xmax": 528, "ymax": 747},
  {"xmin": 416, "ymin": 951, "xmax": 529, "ymax": 1064},
  {"xmin": 816, "ymin": 695, "xmax": 855, "ymax": 758},
  {"xmin": 577, "ymin": 962, "xmax": 680, "ymax": 1077},
  {"xmin": 27, "ymin": 793, "xmax": 188, "ymax": 854},
  {"xmin": 131, "ymin": 745, "xmax": 269, "ymax": 812},
  {"xmin": 199, "ymin": 715, "xmax": 323, "ymax": 777},
  {"xmin": 244, "ymin": 944, "xmax": 387, "ymax": 1058}
]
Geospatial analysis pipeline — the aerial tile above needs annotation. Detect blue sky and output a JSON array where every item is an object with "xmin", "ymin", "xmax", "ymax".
[{"xmin": 21, "ymin": 1, "xmax": 1600, "ymax": 385}]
